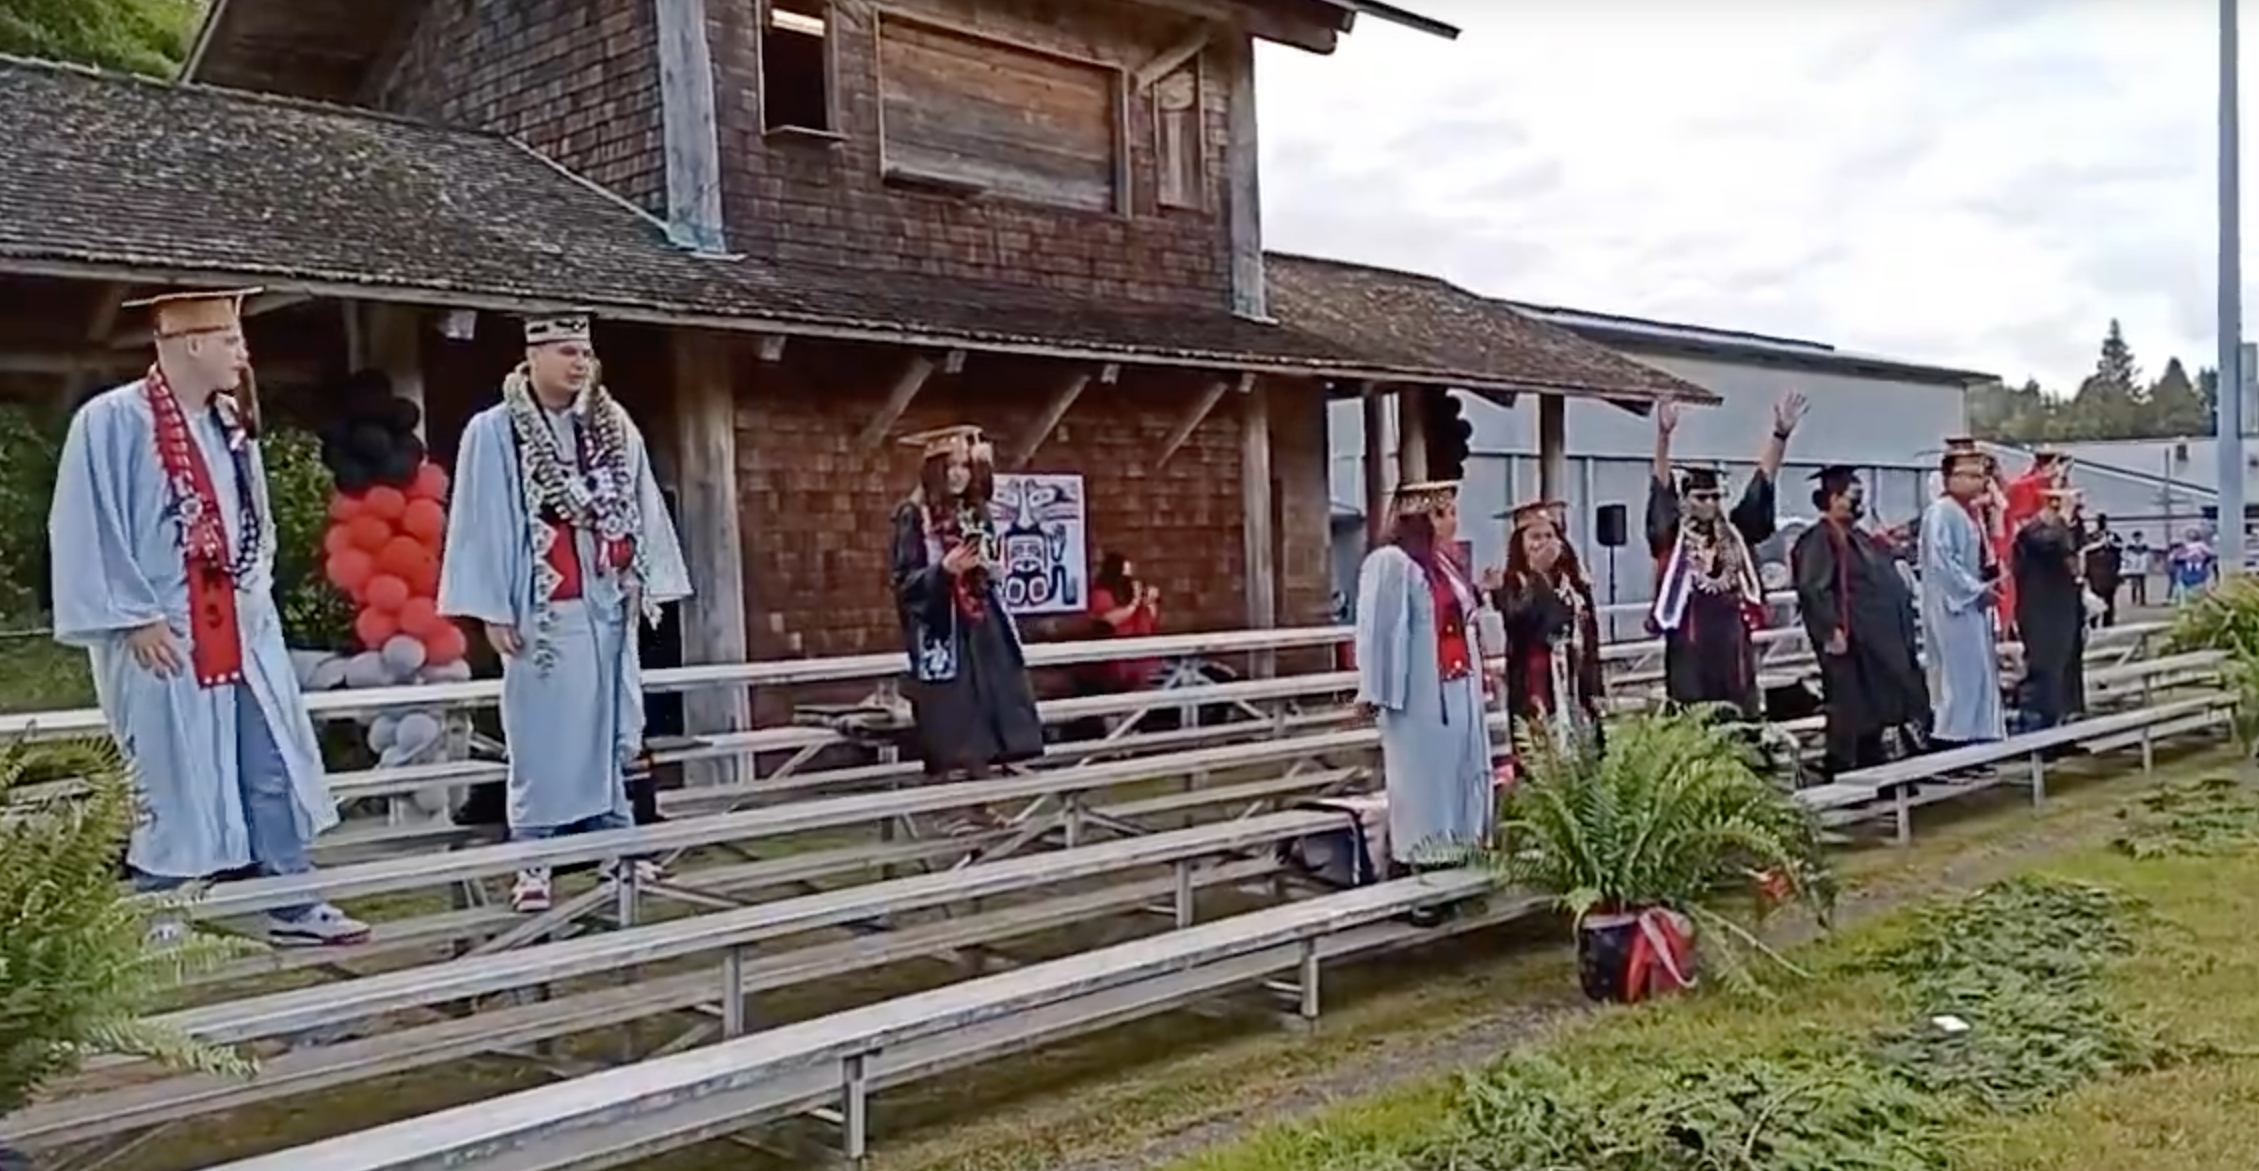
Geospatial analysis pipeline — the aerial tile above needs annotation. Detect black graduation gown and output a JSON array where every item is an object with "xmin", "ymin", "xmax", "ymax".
[
  {"xmin": 888, "ymin": 501, "xmax": 1044, "ymax": 775},
  {"xmin": 1793, "ymin": 519, "xmax": 1930, "ymax": 770},
  {"xmin": 2013, "ymin": 519, "xmax": 2087, "ymax": 726},
  {"xmin": 1493, "ymin": 572, "xmax": 1605, "ymax": 733},
  {"xmin": 1645, "ymin": 472, "xmax": 1777, "ymax": 717}
]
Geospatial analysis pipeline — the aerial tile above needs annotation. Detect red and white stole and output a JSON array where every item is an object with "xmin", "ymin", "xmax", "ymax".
[{"xmin": 144, "ymin": 365, "xmax": 251, "ymax": 687}]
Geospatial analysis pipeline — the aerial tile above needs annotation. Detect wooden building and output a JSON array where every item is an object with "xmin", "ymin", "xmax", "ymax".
[{"xmin": 0, "ymin": 0, "xmax": 1712, "ymax": 738}]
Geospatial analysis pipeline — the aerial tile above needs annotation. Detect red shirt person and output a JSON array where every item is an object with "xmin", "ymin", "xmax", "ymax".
[{"xmin": 1086, "ymin": 552, "xmax": 1161, "ymax": 690}]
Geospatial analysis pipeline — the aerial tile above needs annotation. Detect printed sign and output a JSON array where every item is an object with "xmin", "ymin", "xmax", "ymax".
[{"xmin": 989, "ymin": 472, "xmax": 1089, "ymax": 615}]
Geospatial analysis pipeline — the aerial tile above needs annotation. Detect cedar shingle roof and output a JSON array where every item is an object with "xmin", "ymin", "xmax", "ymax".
[{"xmin": 0, "ymin": 55, "xmax": 1714, "ymax": 404}]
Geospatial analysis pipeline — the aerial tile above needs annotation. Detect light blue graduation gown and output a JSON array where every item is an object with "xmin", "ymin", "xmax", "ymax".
[
  {"xmin": 48, "ymin": 381, "xmax": 337, "ymax": 879},
  {"xmin": 437, "ymin": 402, "xmax": 691, "ymax": 831},
  {"xmin": 1920, "ymin": 496, "xmax": 2004, "ymax": 743},
  {"xmin": 1353, "ymin": 546, "xmax": 1494, "ymax": 866}
]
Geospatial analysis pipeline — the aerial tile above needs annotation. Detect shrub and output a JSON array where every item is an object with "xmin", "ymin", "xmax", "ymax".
[
  {"xmin": 0, "ymin": 735, "xmax": 253, "ymax": 1115},
  {"xmin": 2163, "ymin": 574, "xmax": 2259, "ymax": 745}
]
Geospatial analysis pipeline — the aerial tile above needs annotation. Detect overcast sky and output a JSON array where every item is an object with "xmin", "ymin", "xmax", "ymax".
[{"xmin": 1256, "ymin": 0, "xmax": 2224, "ymax": 392}]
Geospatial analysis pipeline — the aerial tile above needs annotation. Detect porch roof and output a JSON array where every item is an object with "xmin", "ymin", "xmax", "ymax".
[{"xmin": 0, "ymin": 55, "xmax": 1712, "ymax": 404}]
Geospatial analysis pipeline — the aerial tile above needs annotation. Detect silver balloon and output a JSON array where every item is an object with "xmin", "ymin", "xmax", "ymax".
[
  {"xmin": 392, "ymin": 712, "xmax": 443, "ymax": 758},
  {"xmin": 381, "ymin": 634, "xmax": 428, "ymax": 679},
  {"xmin": 366, "ymin": 713, "xmax": 400, "ymax": 753},
  {"xmin": 420, "ymin": 659, "xmax": 474, "ymax": 684},
  {"xmin": 342, "ymin": 651, "xmax": 391, "ymax": 689},
  {"xmin": 307, "ymin": 655, "xmax": 349, "ymax": 691}
]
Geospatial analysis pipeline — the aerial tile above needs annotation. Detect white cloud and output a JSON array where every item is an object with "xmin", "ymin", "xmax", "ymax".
[{"xmin": 1257, "ymin": 0, "xmax": 2229, "ymax": 391}]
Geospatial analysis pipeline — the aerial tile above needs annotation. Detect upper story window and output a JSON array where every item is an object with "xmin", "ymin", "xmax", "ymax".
[
  {"xmin": 763, "ymin": 0, "xmax": 837, "ymax": 136},
  {"xmin": 874, "ymin": 12, "xmax": 1127, "ymax": 213},
  {"xmin": 1153, "ymin": 60, "xmax": 1204, "ymax": 210}
]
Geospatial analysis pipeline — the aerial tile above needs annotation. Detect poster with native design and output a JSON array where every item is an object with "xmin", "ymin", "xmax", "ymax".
[{"xmin": 989, "ymin": 472, "xmax": 1089, "ymax": 615}]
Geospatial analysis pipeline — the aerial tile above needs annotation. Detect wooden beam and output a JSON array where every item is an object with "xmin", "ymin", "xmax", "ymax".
[
  {"xmin": 670, "ymin": 331, "xmax": 751, "ymax": 787},
  {"xmin": 1537, "ymin": 393, "xmax": 1568, "ymax": 502},
  {"xmin": 856, "ymin": 354, "xmax": 939, "ymax": 450},
  {"xmin": 1128, "ymin": 0, "xmax": 1335, "ymax": 53},
  {"xmin": 1360, "ymin": 383, "xmax": 1388, "ymax": 548},
  {"xmin": 1396, "ymin": 387, "xmax": 1429, "ymax": 482},
  {"xmin": 364, "ymin": 305, "xmax": 427, "ymax": 441},
  {"xmin": 654, "ymin": 0, "xmax": 728, "ymax": 253},
  {"xmin": 1012, "ymin": 371, "xmax": 1091, "ymax": 469},
  {"xmin": 1240, "ymin": 377, "xmax": 1276, "ymax": 676},
  {"xmin": 1135, "ymin": 26, "xmax": 1210, "ymax": 89},
  {"xmin": 756, "ymin": 333, "xmax": 787, "ymax": 362},
  {"xmin": 1222, "ymin": 35, "xmax": 1267, "ymax": 320},
  {"xmin": 1154, "ymin": 377, "xmax": 1230, "ymax": 470}
]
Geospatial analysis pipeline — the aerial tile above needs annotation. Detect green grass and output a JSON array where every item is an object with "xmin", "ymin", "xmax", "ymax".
[
  {"xmin": 0, "ymin": 628, "xmax": 92, "ymax": 713},
  {"xmin": 1167, "ymin": 761, "xmax": 2259, "ymax": 1171}
]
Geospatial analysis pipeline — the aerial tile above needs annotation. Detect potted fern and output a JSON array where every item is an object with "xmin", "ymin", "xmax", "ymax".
[
  {"xmin": 1, "ymin": 736, "xmax": 255, "ymax": 1163},
  {"xmin": 1498, "ymin": 708, "xmax": 1835, "ymax": 1002}
]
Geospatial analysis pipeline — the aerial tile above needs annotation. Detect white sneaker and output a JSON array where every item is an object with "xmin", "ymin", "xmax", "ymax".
[
  {"xmin": 600, "ymin": 858, "xmax": 665, "ymax": 886},
  {"xmin": 511, "ymin": 867, "xmax": 554, "ymax": 913},
  {"xmin": 262, "ymin": 903, "xmax": 372, "ymax": 948},
  {"xmin": 145, "ymin": 916, "xmax": 188, "ymax": 947}
]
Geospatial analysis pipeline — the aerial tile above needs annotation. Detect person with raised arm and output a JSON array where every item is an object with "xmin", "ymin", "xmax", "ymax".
[
  {"xmin": 438, "ymin": 312, "xmax": 692, "ymax": 913},
  {"xmin": 1793, "ymin": 466, "xmax": 1930, "ymax": 776},
  {"xmin": 1353, "ymin": 480, "xmax": 1494, "ymax": 926},
  {"xmin": 49, "ymin": 287, "xmax": 367, "ymax": 945},
  {"xmin": 1645, "ymin": 390, "xmax": 1806, "ymax": 719}
]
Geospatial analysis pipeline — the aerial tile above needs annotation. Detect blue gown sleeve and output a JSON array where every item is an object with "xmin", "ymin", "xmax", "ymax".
[
  {"xmin": 1354, "ymin": 547, "xmax": 1413, "ymax": 712},
  {"xmin": 437, "ymin": 411, "xmax": 527, "ymax": 628},
  {"xmin": 1921, "ymin": 502, "xmax": 1988, "ymax": 614},
  {"xmin": 49, "ymin": 397, "xmax": 166, "ymax": 647},
  {"xmin": 624, "ymin": 418, "xmax": 693, "ymax": 607}
]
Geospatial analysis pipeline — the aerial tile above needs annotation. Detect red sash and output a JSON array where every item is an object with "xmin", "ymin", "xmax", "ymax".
[
  {"xmin": 144, "ymin": 367, "xmax": 245, "ymax": 688},
  {"xmin": 1431, "ymin": 567, "xmax": 1471, "ymax": 681}
]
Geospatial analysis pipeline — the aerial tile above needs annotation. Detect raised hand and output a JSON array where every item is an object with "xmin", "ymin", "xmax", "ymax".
[
  {"xmin": 1773, "ymin": 390, "xmax": 1809, "ymax": 436},
  {"xmin": 1657, "ymin": 399, "xmax": 1682, "ymax": 435}
]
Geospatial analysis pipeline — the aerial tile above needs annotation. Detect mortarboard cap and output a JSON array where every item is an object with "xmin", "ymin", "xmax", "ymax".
[
  {"xmin": 524, "ymin": 312, "xmax": 593, "ymax": 346},
  {"xmin": 122, "ymin": 287, "xmax": 262, "ymax": 339},
  {"xmin": 1809, "ymin": 464, "xmax": 1862, "ymax": 489},
  {"xmin": 1508, "ymin": 499, "xmax": 1565, "ymax": 529},
  {"xmin": 1943, "ymin": 436, "xmax": 1981, "ymax": 452},
  {"xmin": 1391, "ymin": 479, "xmax": 1461, "ymax": 516},
  {"xmin": 1679, "ymin": 466, "xmax": 1724, "ymax": 493},
  {"xmin": 898, "ymin": 423, "xmax": 988, "ymax": 460}
]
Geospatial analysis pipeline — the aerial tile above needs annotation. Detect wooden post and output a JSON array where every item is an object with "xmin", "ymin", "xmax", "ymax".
[
  {"xmin": 1396, "ymin": 388, "xmax": 1429, "ymax": 483},
  {"xmin": 1240, "ymin": 379, "xmax": 1276, "ymax": 674},
  {"xmin": 1537, "ymin": 394, "xmax": 1567, "ymax": 502},
  {"xmin": 1222, "ymin": 35, "xmax": 1266, "ymax": 320},
  {"xmin": 1361, "ymin": 384, "xmax": 1388, "ymax": 547},
  {"xmin": 363, "ymin": 304, "xmax": 427, "ymax": 440},
  {"xmin": 671, "ymin": 331, "xmax": 751, "ymax": 786},
  {"xmin": 654, "ymin": 0, "xmax": 727, "ymax": 253}
]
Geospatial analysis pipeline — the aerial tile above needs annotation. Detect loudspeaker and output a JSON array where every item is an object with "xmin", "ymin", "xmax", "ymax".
[{"xmin": 1595, "ymin": 503, "xmax": 1629, "ymax": 549}]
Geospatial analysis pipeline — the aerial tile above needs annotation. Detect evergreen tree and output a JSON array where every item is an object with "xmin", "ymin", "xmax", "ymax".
[
  {"xmin": 2066, "ymin": 320, "xmax": 2142, "ymax": 440},
  {"xmin": 2150, "ymin": 358, "xmax": 2211, "ymax": 437},
  {"xmin": 0, "ymin": 0, "xmax": 201, "ymax": 76}
]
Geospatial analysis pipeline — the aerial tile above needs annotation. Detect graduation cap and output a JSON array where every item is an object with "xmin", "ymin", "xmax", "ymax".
[
  {"xmin": 1391, "ymin": 479, "xmax": 1460, "ymax": 516},
  {"xmin": 122, "ymin": 287, "xmax": 262, "ymax": 340},
  {"xmin": 2031, "ymin": 447, "xmax": 2070, "ymax": 466},
  {"xmin": 1809, "ymin": 464, "xmax": 1862, "ymax": 493},
  {"xmin": 1678, "ymin": 466, "xmax": 1725, "ymax": 494},
  {"xmin": 1507, "ymin": 499, "xmax": 1565, "ymax": 530},
  {"xmin": 1943, "ymin": 448, "xmax": 1992, "ymax": 473},
  {"xmin": 899, "ymin": 423, "xmax": 989, "ymax": 461},
  {"xmin": 524, "ymin": 312, "xmax": 594, "ymax": 346}
]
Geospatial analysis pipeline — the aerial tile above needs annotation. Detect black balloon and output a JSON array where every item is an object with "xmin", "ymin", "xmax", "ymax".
[{"xmin": 317, "ymin": 368, "xmax": 426, "ymax": 491}]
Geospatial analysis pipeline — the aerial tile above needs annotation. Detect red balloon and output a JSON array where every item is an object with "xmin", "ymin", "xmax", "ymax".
[
  {"xmin": 326, "ymin": 548, "xmax": 374, "ymax": 593},
  {"xmin": 377, "ymin": 535, "xmax": 429, "ymax": 580},
  {"xmin": 408, "ymin": 461, "xmax": 451, "ymax": 502},
  {"xmin": 354, "ymin": 606, "xmax": 398, "ymax": 648},
  {"xmin": 396, "ymin": 595, "xmax": 443, "ymax": 638},
  {"xmin": 328, "ymin": 494, "xmax": 364, "ymax": 523},
  {"xmin": 365, "ymin": 574, "xmax": 410, "ymax": 613},
  {"xmin": 402, "ymin": 555, "xmax": 441, "ymax": 598},
  {"xmin": 347, "ymin": 514, "xmax": 392, "ymax": 552},
  {"xmin": 423, "ymin": 621, "xmax": 468, "ymax": 666},
  {"xmin": 401, "ymin": 497, "xmax": 446, "ymax": 545},
  {"xmin": 322, "ymin": 523, "xmax": 357, "ymax": 559},
  {"xmin": 363, "ymin": 486, "xmax": 408, "ymax": 522}
]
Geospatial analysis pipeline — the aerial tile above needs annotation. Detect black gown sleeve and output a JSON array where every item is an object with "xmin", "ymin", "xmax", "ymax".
[
  {"xmin": 889, "ymin": 502, "xmax": 951, "ymax": 628},
  {"xmin": 1645, "ymin": 477, "xmax": 1680, "ymax": 558},
  {"xmin": 1730, "ymin": 470, "xmax": 1778, "ymax": 547},
  {"xmin": 1792, "ymin": 525, "xmax": 1843, "ymax": 650}
]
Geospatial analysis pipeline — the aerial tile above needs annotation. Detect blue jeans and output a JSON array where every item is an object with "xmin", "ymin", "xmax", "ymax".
[{"xmin": 133, "ymin": 684, "xmax": 319, "ymax": 921}]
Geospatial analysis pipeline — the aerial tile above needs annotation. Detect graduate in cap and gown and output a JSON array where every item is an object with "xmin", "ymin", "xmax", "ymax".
[
  {"xmin": 1792, "ymin": 465, "xmax": 1931, "ymax": 775},
  {"xmin": 1645, "ymin": 391, "xmax": 1807, "ymax": 717},
  {"xmin": 1920, "ymin": 446, "xmax": 2006, "ymax": 748},
  {"xmin": 1493, "ymin": 500, "xmax": 1605, "ymax": 747},
  {"xmin": 49, "ymin": 287, "xmax": 368, "ymax": 945},
  {"xmin": 1354, "ymin": 480, "xmax": 1495, "ymax": 923},
  {"xmin": 438, "ymin": 312, "xmax": 692, "ymax": 913},
  {"xmin": 1995, "ymin": 449, "xmax": 2069, "ymax": 636},
  {"xmin": 888, "ymin": 425, "xmax": 1044, "ymax": 831},
  {"xmin": 2010, "ymin": 486, "xmax": 2089, "ymax": 729}
]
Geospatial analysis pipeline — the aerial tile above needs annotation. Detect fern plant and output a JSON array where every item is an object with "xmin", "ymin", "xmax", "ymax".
[
  {"xmin": 2164, "ymin": 574, "xmax": 2259, "ymax": 747},
  {"xmin": 0, "ymin": 735, "xmax": 256, "ymax": 1117},
  {"xmin": 1497, "ymin": 708, "xmax": 1837, "ymax": 990}
]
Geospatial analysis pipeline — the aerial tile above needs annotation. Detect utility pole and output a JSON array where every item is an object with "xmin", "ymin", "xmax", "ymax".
[{"xmin": 2218, "ymin": 0, "xmax": 2246, "ymax": 573}]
